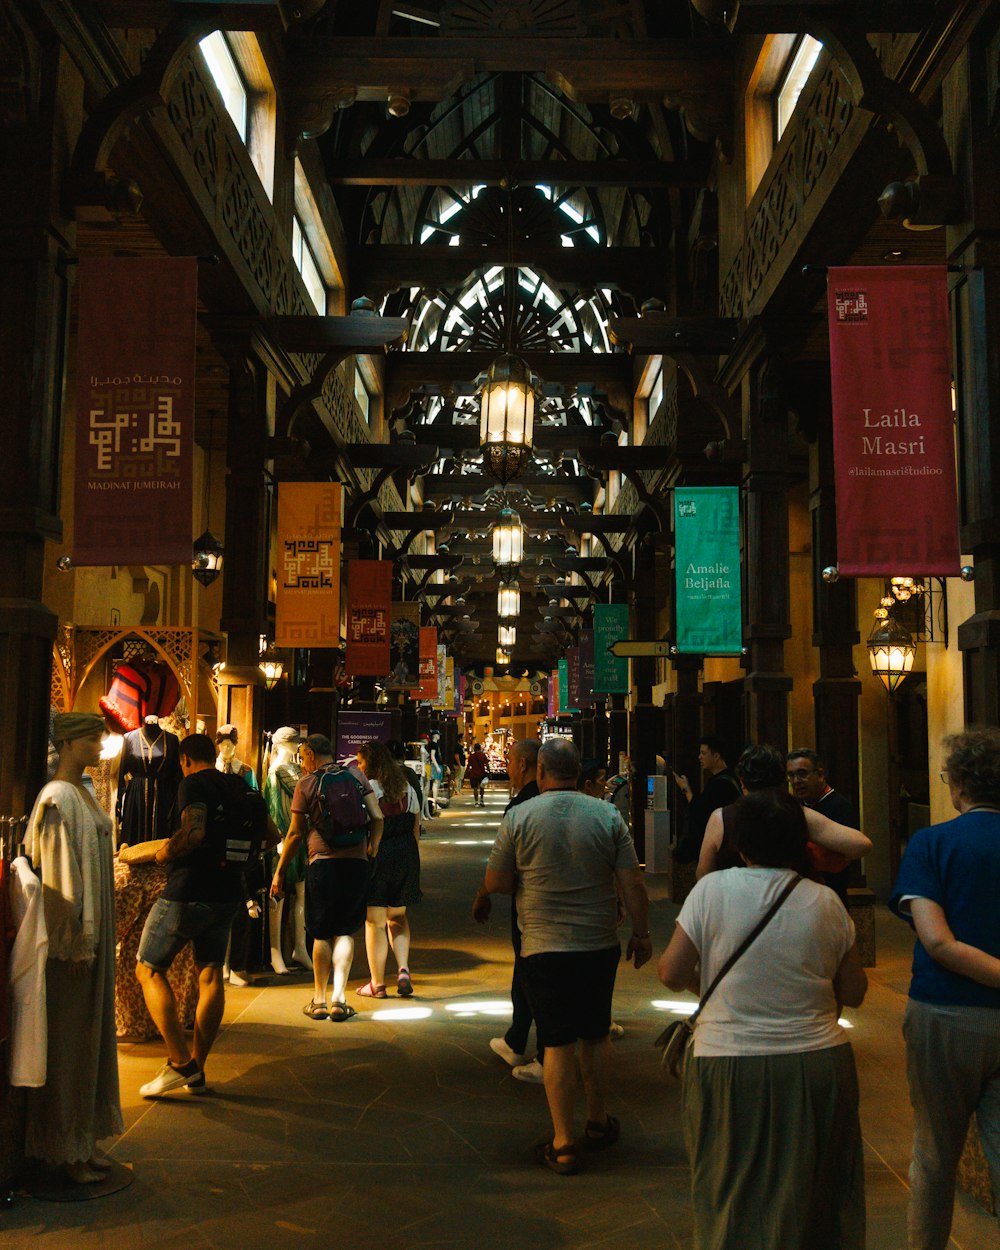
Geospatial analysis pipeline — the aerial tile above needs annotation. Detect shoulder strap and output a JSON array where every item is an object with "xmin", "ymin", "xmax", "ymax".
[{"xmin": 690, "ymin": 874, "xmax": 800, "ymax": 1025}]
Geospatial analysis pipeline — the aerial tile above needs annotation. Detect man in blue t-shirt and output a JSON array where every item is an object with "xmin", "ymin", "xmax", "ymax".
[
  {"xmin": 889, "ymin": 727, "xmax": 1000, "ymax": 1250},
  {"xmin": 136, "ymin": 733, "xmax": 278, "ymax": 1098}
]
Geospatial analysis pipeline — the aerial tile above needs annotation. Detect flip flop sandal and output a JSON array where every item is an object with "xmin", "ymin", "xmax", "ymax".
[
  {"xmin": 357, "ymin": 981, "xmax": 387, "ymax": 998},
  {"xmin": 329, "ymin": 1003, "xmax": 357, "ymax": 1022},
  {"xmin": 302, "ymin": 1001, "xmax": 328, "ymax": 1020},
  {"xmin": 583, "ymin": 1115, "xmax": 621, "ymax": 1151},
  {"xmin": 396, "ymin": 970, "xmax": 413, "ymax": 997},
  {"xmin": 536, "ymin": 1141, "xmax": 581, "ymax": 1175}
]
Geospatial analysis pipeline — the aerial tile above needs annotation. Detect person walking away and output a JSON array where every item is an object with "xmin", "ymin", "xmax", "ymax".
[
  {"xmin": 473, "ymin": 738, "xmax": 544, "ymax": 1083},
  {"xmin": 467, "ymin": 743, "xmax": 488, "ymax": 807},
  {"xmin": 270, "ymin": 734, "xmax": 383, "ymax": 1021},
  {"xmin": 453, "ymin": 737, "xmax": 467, "ymax": 793},
  {"xmin": 485, "ymin": 739, "xmax": 651, "ymax": 1175},
  {"xmin": 889, "ymin": 728, "xmax": 1000, "ymax": 1250},
  {"xmin": 355, "ymin": 740, "xmax": 421, "ymax": 999},
  {"xmin": 659, "ymin": 788, "xmax": 867, "ymax": 1249},
  {"xmin": 136, "ymin": 733, "xmax": 277, "ymax": 1097}
]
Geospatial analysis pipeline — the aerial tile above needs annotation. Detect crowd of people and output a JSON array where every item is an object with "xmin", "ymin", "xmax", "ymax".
[{"xmin": 21, "ymin": 714, "xmax": 1000, "ymax": 1250}]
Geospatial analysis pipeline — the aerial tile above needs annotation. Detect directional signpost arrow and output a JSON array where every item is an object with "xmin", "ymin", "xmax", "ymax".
[{"xmin": 607, "ymin": 639, "xmax": 672, "ymax": 658}]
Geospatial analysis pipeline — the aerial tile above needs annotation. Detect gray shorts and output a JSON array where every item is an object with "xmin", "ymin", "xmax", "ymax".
[{"xmin": 137, "ymin": 897, "xmax": 241, "ymax": 970}]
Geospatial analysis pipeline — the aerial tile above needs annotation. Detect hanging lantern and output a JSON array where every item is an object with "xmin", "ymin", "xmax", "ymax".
[
  {"xmin": 498, "ymin": 581, "xmax": 521, "ymax": 619},
  {"xmin": 259, "ymin": 643, "xmax": 284, "ymax": 691},
  {"xmin": 192, "ymin": 530, "xmax": 224, "ymax": 587},
  {"xmin": 498, "ymin": 624, "xmax": 516, "ymax": 650},
  {"xmin": 496, "ymin": 646, "xmax": 511, "ymax": 666},
  {"xmin": 493, "ymin": 506, "xmax": 523, "ymax": 574},
  {"xmin": 866, "ymin": 616, "xmax": 916, "ymax": 693},
  {"xmin": 479, "ymin": 353, "xmax": 536, "ymax": 484}
]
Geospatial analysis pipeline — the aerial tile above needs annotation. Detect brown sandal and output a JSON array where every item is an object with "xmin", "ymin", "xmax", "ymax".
[
  {"xmin": 583, "ymin": 1115, "xmax": 620, "ymax": 1151},
  {"xmin": 537, "ymin": 1141, "xmax": 581, "ymax": 1175}
]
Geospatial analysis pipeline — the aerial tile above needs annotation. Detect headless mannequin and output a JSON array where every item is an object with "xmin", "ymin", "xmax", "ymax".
[{"xmin": 263, "ymin": 738, "xmax": 311, "ymax": 972}]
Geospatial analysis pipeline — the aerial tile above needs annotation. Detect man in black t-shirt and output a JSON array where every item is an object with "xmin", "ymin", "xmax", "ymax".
[
  {"xmin": 136, "ymin": 733, "xmax": 278, "ymax": 1097},
  {"xmin": 672, "ymin": 736, "xmax": 742, "ymax": 864}
]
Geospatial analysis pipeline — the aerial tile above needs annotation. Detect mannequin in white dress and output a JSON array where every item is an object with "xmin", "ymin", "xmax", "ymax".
[{"xmin": 263, "ymin": 728, "xmax": 311, "ymax": 971}]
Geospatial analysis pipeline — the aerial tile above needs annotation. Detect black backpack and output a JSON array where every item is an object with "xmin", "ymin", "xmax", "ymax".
[
  {"xmin": 212, "ymin": 775, "xmax": 268, "ymax": 868},
  {"xmin": 315, "ymin": 765, "xmax": 371, "ymax": 849}
]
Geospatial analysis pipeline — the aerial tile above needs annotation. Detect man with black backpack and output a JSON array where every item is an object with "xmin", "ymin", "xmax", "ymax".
[
  {"xmin": 136, "ymin": 733, "xmax": 278, "ymax": 1097},
  {"xmin": 270, "ymin": 733, "xmax": 384, "ymax": 1021}
]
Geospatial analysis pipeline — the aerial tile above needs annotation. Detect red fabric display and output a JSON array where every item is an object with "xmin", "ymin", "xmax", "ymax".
[{"xmin": 100, "ymin": 659, "xmax": 181, "ymax": 731}]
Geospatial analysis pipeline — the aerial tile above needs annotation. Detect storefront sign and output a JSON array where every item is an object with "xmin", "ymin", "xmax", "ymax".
[
  {"xmin": 275, "ymin": 483, "xmax": 343, "ymax": 647},
  {"xmin": 74, "ymin": 257, "xmax": 196, "ymax": 565},
  {"xmin": 436, "ymin": 644, "xmax": 447, "ymax": 708},
  {"xmin": 828, "ymin": 266, "xmax": 959, "ymax": 575},
  {"xmin": 567, "ymin": 647, "xmax": 581, "ymax": 710},
  {"xmin": 593, "ymin": 604, "xmax": 630, "ymax": 693},
  {"xmin": 345, "ymin": 560, "xmax": 392, "ymax": 675},
  {"xmin": 335, "ymin": 710, "xmax": 392, "ymax": 765},
  {"xmin": 578, "ymin": 630, "xmax": 595, "ymax": 708},
  {"xmin": 385, "ymin": 601, "xmax": 421, "ymax": 689},
  {"xmin": 444, "ymin": 656, "xmax": 455, "ymax": 709},
  {"xmin": 418, "ymin": 627, "xmax": 438, "ymax": 700},
  {"xmin": 674, "ymin": 487, "xmax": 742, "ymax": 654}
]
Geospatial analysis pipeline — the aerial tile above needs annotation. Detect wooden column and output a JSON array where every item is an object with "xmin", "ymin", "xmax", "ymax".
[
  {"xmin": 629, "ymin": 537, "xmax": 660, "ymax": 858},
  {"xmin": 0, "ymin": 33, "xmax": 68, "ymax": 817},
  {"xmin": 743, "ymin": 361, "xmax": 792, "ymax": 749}
]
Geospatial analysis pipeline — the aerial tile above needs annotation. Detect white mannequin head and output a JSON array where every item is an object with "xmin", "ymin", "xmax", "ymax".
[
  {"xmin": 269, "ymin": 726, "xmax": 301, "ymax": 771},
  {"xmin": 216, "ymin": 724, "xmax": 239, "ymax": 763}
]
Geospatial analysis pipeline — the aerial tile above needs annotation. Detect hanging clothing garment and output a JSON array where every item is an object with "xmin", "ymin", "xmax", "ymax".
[
  {"xmin": 217, "ymin": 755, "xmax": 259, "ymax": 790},
  {"xmin": 100, "ymin": 658, "xmax": 180, "ymax": 731},
  {"xmin": 117, "ymin": 726, "xmax": 181, "ymax": 844},
  {"xmin": 24, "ymin": 784, "xmax": 123, "ymax": 1164},
  {"xmin": 264, "ymin": 762, "xmax": 305, "ymax": 886},
  {"xmin": 8, "ymin": 856, "xmax": 47, "ymax": 1087}
]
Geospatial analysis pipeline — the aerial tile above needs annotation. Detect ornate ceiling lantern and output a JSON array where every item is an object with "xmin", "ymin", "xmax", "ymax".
[
  {"xmin": 492, "ymin": 505, "xmax": 523, "ymax": 575},
  {"xmin": 192, "ymin": 530, "xmax": 224, "ymax": 587},
  {"xmin": 496, "ymin": 646, "xmax": 511, "ymax": 666},
  {"xmin": 497, "ymin": 581, "xmax": 521, "ymax": 620},
  {"xmin": 866, "ymin": 615, "xmax": 916, "ymax": 693},
  {"xmin": 479, "ymin": 353, "xmax": 536, "ymax": 484},
  {"xmin": 259, "ymin": 643, "xmax": 284, "ymax": 691},
  {"xmin": 498, "ymin": 624, "xmax": 516, "ymax": 650}
]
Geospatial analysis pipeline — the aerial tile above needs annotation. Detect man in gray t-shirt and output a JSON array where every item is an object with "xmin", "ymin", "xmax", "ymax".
[{"xmin": 485, "ymin": 739, "xmax": 651, "ymax": 1175}]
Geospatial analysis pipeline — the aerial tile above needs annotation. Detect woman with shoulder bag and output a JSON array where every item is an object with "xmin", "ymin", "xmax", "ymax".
[
  {"xmin": 658, "ymin": 789, "xmax": 868, "ymax": 1250},
  {"xmin": 355, "ymin": 740, "xmax": 422, "ymax": 999}
]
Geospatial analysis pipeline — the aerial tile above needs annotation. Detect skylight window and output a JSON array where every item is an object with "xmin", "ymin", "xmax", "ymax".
[
  {"xmin": 292, "ymin": 216, "xmax": 325, "ymax": 314},
  {"xmin": 199, "ymin": 33, "xmax": 248, "ymax": 142},
  {"xmin": 776, "ymin": 36, "xmax": 823, "ymax": 138}
]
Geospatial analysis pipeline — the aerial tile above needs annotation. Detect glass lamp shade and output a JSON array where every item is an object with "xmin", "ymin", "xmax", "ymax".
[
  {"xmin": 492, "ymin": 506, "xmax": 523, "ymax": 572},
  {"xmin": 479, "ymin": 353, "xmax": 535, "ymax": 484},
  {"xmin": 496, "ymin": 647, "xmax": 511, "ymax": 665},
  {"xmin": 498, "ymin": 624, "xmax": 516, "ymax": 649},
  {"xmin": 497, "ymin": 582, "xmax": 520, "ymax": 619},
  {"xmin": 192, "ymin": 530, "xmax": 224, "ymax": 586},
  {"xmin": 259, "ymin": 647, "xmax": 284, "ymax": 690},
  {"xmin": 866, "ymin": 617, "xmax": 916, "ymax": 693}
]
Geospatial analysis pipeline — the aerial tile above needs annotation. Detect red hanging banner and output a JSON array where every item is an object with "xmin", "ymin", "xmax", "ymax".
[
  {"xmin": 74, "ymin": 257, "xmax": 196, "ymax": 566},
  {"xmin": 418, "ymin": 627, "xmax": 438, "ymax": 700},
  {"xmin": 345, "ymin": 560, "xmax": 393, "ymax": 675},
  {"xmin": 828, "ymin": 266, "xmax": 959, "ymax": 575}
]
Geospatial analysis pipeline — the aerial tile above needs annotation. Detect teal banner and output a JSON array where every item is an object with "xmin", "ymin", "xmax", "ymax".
[
  {"xmin": 674, "ymin": 486, "xmax": 742, "ymax": 654},
  {"xmin": 555, "ymin": 660, "xmax": 577, "ymax": 720},
  {"xmin": 593, "ymin": 603, "xmax": 629, "ymax": 693}
]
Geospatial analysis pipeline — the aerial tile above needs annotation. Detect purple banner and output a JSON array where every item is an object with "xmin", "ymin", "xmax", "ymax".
[
  {"xmin": 579, "ymin": 630, "xmax": 595, "ymax": 708},
  {"xmin": 335, "ymin": 710, "xmax": 393, "ymax": 765},
  {"xmin": 567, "ymin": 647, "xmax": 581, "ymax": 709}
]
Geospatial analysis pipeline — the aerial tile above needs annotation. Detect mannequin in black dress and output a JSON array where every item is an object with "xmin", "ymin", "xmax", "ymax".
[{"xmin": 116, "ymin": 717, "xmax": 181, "ymax": 845}]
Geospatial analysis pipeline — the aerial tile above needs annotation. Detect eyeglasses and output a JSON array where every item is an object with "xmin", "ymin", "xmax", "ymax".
[{"xmin": 939, "ymin": 771, "xmax": 949, "ymax": 784}]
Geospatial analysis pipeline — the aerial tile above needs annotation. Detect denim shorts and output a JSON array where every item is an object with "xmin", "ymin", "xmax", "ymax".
[{"xmin": 137, "ymin": 897, "xmax": 242, "ymax": 970}]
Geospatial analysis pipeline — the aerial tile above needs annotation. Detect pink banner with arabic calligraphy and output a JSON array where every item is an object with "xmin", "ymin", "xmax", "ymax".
[{"xmin": 74, "ymin": 257, "xmax": 195, "ymax": 565}]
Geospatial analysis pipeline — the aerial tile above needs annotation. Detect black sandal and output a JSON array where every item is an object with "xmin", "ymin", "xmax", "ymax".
[
  {"xmin": 583, "ymin": 1115, "xmax": 620, "ymax": 1151},
  {"xmin": 537, "ymin": 1141, "xmax": 581, "ymax": 1175},
  {"xmin": 329, "ymin": 1002, "xmax": 357, "ymax": 1022}
]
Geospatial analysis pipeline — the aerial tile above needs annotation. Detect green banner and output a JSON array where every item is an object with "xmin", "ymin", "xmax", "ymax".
[
  {"xmin": 556, "ymin": 657, "xmax": 578, "ymax": 714},
  {"xmin": 593, "ymin": 603, "xmax": 629, "ymax": 693},
  {"xmin": 674, "ymin": 486, "xmax": 742, "ymax": 654}
]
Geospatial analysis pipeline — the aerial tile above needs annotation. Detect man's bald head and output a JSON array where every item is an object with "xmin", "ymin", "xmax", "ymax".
[
  {"xmin": 508, "ymin": 738, "xmax": 541, "ymax": 793},
  {"xmin": 537, "ymin": 738, "xmax": 581, "ymax": 790}
]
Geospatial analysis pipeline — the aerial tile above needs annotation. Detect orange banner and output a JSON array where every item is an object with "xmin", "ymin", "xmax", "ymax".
[
  {"xmin": 275, "ymin": 483, "xmax": 343, "ymax": 648},
  {"xmin": 418, "ymin": 627, "xmax": 438, "ymax": 700},
  {"xmin": 345, "ymin": 560, "xmax": 393, "ymax": 675}
]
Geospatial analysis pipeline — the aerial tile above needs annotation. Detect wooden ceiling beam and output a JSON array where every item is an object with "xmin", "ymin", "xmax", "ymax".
[
  {"xmin": 728, "ymin": 1, "xmax": 935, "ymax": 33},
  {"xmin": 419, "ymin": 473, "xmax": 590, "ymax": 496},
  {"xmin": 385, "ymin": 349, "xmax": 629, "ymax": 390},
  {"xmin": 327, "ymin": 158, "xmax": 707, "ymax": 189},
  {"xmin": 352, "ymin": 244, "xmax": 668, "ymax": 296},
  {"xmin": 95, "ymin": 1, "xmax": 288, "ymax": 31},
  {"xmin": 410, "ymin": 424, "xmax": 609, "ymax": 453},
  {"xmin": 268, "ymin": 313, "xmax": 408, "ymax": 353},
  {"xmin": 290, "ymin": 36, "xmax": 729, "ymax": 103},
  {"xmin": 609, "ymin": 315, "xmax": 740, "ymax": 355}
]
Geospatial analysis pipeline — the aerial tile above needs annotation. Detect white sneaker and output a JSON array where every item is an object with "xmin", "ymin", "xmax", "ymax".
[
  {"xmin": 489, "ymin": 1036, "xmax": 526, "ymax": 1067},
  {"xmin": 512, "ymin": 1059, "xmax": 545, "ymax": 1085},
  {"xmin": 140, "ymin": 1061, "xmax": 204, "ymax": 1098}
]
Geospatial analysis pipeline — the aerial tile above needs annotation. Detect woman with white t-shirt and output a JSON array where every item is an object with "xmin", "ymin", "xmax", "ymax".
[
  {"xmin": 658, "ymin": 789, "xmax": 868, "ymax": 1250},
  {"xmin": 355, "ymin": 740, "xmax": 422, "ymax": 998}
]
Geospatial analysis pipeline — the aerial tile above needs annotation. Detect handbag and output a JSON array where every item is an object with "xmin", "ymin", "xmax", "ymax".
[{"xmin": 655, "ymin": 873, "xmax": 801, "ymax": 1080}]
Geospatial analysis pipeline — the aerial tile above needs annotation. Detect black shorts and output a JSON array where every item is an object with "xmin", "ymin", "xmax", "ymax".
[
  {"xmin": 520, "ymin": 945, "xmax": 621, "ymax": 1048},
  {"xmin": 305, "ymin": 857, "xmax": 370, "ymax": 940}
]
